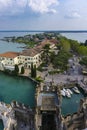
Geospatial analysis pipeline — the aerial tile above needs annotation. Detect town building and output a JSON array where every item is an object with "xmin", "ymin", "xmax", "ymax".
[
  {"xmin": 0, "ymin": 52, "xmax": 19, "ymax": 70},
  {"xmin": 0, "ymin": 39, "xmax": 56, "ymax": 70}
]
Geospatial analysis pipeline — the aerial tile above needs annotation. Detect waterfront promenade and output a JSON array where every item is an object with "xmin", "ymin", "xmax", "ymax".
[{"xmin": 37, "ymin": 70, "xmax": 83, "ymax": 84}]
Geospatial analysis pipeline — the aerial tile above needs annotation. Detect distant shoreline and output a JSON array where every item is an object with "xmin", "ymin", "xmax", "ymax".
[{"xmin": 0, "ymin": 30, "xmax": 87, "ymax": 33}]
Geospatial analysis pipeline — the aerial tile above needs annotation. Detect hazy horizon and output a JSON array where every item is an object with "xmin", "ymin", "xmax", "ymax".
[{"xmin": 0, "ymin": 30, "xmax": 87, "ymax": 32}]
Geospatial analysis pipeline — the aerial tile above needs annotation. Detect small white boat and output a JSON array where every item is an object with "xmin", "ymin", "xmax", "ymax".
[
  {"xmin": 61, "ymin": 90, "xmax": 66, "ymax": 97},
  {"xmin": 72, "ymin": 87, "xmax": 80, "ymax": 94},
  {"xmin": 65, "ymin": 89, "xmax": 71, "ymax": 98},
  {"xmin": 63, "ymin": 88, "xmax": 71, "ymax": 98},
  {"xmin": 67, "ymin": 89, "xmax": 73, "ymax": 95},
  {"xmin": 63, "ymin": 88, "xmax": 66, "ymax": 93}
]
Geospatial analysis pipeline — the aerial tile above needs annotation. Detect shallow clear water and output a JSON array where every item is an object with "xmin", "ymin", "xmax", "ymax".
[
  {"xmin": 0, "ymin": 72, "xmax": 36, "ymax": 130},
  {"xmin": 61, "ymin": 91, "xmax": 84, "ymax": 116}
]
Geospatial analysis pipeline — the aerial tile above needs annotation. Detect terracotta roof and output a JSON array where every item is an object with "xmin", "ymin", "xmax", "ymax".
[
  {"xmin": 21, "ymin": 39, "xmax": 56, "ymax": 57},
  {"xmin": 49, "ymin": 39, "xmax": 58, "ymax": 44},
  {"xmin": 21, "ymin": 49, "xmax": 39, "ymax": 57},
  {"xmin": 0, "ymin": 52, "xmax": 19, "ymax": 58}
]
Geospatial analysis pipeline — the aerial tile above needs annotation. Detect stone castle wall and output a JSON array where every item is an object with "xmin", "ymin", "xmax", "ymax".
[{"xmin": 63, "ymin": 98, "xmax": 87, "ymax": 130}]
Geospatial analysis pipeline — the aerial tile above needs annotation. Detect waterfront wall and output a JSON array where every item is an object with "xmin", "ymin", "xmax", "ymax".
[
  {"xmin": 0, "ymin": 102, "xmax": 17, "ymax": 130},
  {"xmin": 11, "ymin": 101, "xmax": 35, "ymax": 129},
  {"xmin": 63, "ymin": 98, "xmax": 87, "ymax": 130}
]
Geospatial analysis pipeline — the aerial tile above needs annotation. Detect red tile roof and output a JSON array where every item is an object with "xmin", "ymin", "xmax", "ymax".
[
  {"xmin": 21, "ymin": 39, "xmax": 56, "ymax": 57},
  {"xmin": 0, "ymin": 52, "xmax": 19, "ymax": 58}
]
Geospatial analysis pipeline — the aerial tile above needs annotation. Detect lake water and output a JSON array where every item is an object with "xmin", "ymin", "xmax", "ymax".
[
  {"xmin": 61, "ymin": 91, "xmax": 84, "ymax": 116},
  {"xmin": 0, "ymin": 31, "xmax": 42, "ymax": 53},
  {"xmin": 0, "ymin": 31, "xmax": 87, "ymax": 53},
  {"xmin": 61, "ymin": 32, "xmax": 87, "ymax": 43},
  {"xmin": 0, "ymin": 31, "xmax": 87, "ymax": 129}
]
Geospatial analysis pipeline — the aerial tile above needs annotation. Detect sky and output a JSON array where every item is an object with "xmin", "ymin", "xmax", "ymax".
[{"xmin": 0, "ymin": 0, "xmax": 87, "ymax": 30}]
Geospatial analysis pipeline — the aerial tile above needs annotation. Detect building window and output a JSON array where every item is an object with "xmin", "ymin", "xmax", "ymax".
[
  {"xmin": 2, "ymin": 58, "xmax": 4, "ymax": 60},
  {"xmin": 25, "ymin": 58, "xmax": 27, "ymax": 61}
]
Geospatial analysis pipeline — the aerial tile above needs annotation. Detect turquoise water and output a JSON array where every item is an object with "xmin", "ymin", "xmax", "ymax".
[
  {"xmin": 0, "ymin": 121, "xmax": 4, "ymax": 130},
  {"xmin": 0, "ymin": 72, "xmax": 36, "ymax": 130},
  {"xmin": 0, "ymin": 72, "xmax": 36, "ymax": 106},
  {"xmin": 61, "ymin": 91, "xmax": 84, "ymax": 116}
]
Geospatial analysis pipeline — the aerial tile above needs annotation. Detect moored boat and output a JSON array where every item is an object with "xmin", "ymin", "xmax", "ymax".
[
  {"xmin": 61, "ymin": 90, "xmax": 66, "ymax": 97},
  {"xmin": 63, "ymin": 88, "xmax": 71, "ymax": 98},
  {"xmin": 66, "ymin": 89, "xmax": 71, "ymax": 98},
  {"xmin": 67, "ymin": 89, "xmax": 73, "ymax": 95},
  {"xmin": 72, "ymin": 87, "xmax": 80, "ymax": 94}
]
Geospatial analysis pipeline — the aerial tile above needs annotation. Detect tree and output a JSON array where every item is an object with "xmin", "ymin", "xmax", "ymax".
[
  {"xmin": 50, "ymin": 51, "xmax": 55, "ymax": 63},
  {"xmin": 31, "ymin": 62, "xmax": 34, "ymax": 78},
  {"xmin": 84, "ymin": 40, "xmax": 87, "ymax": 46},
  {"xmin": 31, "ymin": 63, "xmax": 37, "ymax": 78},
  {"xmin": 33, "ymin": 65, "xmax": 37, "ymax": 78},
  {"xmin": 79, "ymin": 57, "xmax": 87, "ymax": 66},
  {"xmin": 51, "ymin": 50, "xmax": 72, "ymax": 71},
  {"xmin": 69, "ymin": 39, "xmax": 79, "ymax": 53},
  {"xmin": 59, "ymin": 36, "xmax": 70, "ymax": 52},
  {"xmin": 43, "ymin": 43, "xmax": 50, "ymax": 54},
  {"xmin": 21, "ymin": 66, "xmax": 25, "ymax": 74},
  {"xmin": 78, "ymin": 46, "xmax": 87, "ymax": 56},
  {"xmin": 14, "ymin": 64, "xmax": 19, "ymax": 75}
]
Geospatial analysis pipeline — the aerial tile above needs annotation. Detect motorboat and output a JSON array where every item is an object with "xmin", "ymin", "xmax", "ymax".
[
  {"xmin": 63, "ymin": 88, "xmax": 71, "ymax": 98},
  {"xmin": 72, "ymin": 87, "xmax": 80, "ymax": 94},
  {"xmin": 65, "ymin": 89, "xmax": 71, "ymax": 98},
  {"xmin": 61, "ymin": 90, "xmax": 66, "ymax": 97},
  {"xmin": 67, "ymin": 89, "xmax": 73, "ymax": 95}
]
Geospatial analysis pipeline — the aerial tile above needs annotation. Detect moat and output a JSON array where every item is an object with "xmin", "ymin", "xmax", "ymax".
[
  {"xmin": 0, "ymin": 73, "xmax": 85, "ymax": 129},
  {"xmin": 0, "ymin": 72, "xmax": 36, "ymax": 106},
  {"xmin": 61, "ymin": 90, "xmax": 84, "ymax": 116}
]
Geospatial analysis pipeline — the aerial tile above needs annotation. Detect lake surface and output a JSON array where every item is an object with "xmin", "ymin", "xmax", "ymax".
[
  {"xmin": 0, "ymin": 31, "xmax": 42, "ymax": 53},
  {"xmin": 61, "ymin": 91, "xmax": 84, "ymax": 116},
  {"xmin": 61, "ymin": 32, "xmax": 87, "ymax": 43}
]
